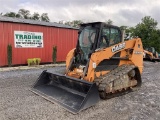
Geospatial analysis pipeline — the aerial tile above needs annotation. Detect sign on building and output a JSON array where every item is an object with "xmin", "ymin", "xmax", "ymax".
[{"xmin": 14, "ymin": 31, "xmax": 43, "ymax": 48}]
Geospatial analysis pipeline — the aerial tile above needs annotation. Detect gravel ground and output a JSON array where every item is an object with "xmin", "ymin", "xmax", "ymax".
[{"xmin": 0, "ymin": 61, "xmax": 160, "ymax": 120}]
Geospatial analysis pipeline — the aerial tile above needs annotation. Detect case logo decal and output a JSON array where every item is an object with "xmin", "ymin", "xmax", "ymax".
[{"xmin": 111, "ymin": 42, "xmax": 126, "ymax": 52}]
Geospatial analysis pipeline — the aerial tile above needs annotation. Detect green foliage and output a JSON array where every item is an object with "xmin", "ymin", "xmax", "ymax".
[
  {"xmin": 126, "ymin": 16, "xmax": 160, "ymax": 53},
  {"xmin": 27, "ymin": 59, "xmax": 34, "ymax": 66},
  {"xmin": 120, "ymin": 26, "xmax": 128, "ymax": 30},
  {"xmin": 27, "ymin": 58, "xmax": 41, "ymax": 66},
  {"xmin": 3, "ymin": 9, "xmax": 50, "ymax": 22},
  {"xmin": 105, "ymin": 19, "xmax": 113, "ymax": 25},
  {"xmin": 7, "ymin": 44, "xmax": 12, "ymax": 67},
  {"xmin": 41, "ymin": 13, "xmax": 50, "ymax": 22},
  {"xmin": 4, "ymin": 12, "xmax": 21, "ymax": 18},
  {"xmin": 36, "ymin": 58, "xmax": 41, "ymax": 65},
  {"xmin": 18, "ymin": 9, "xmax": 30, "ymax": 19},
  {"xmin": 32, "ymin": 12, "xmax": 40, "ymax": 21},
  {"xmin": 72, "ymin": 20, "xmax": 83, "ymax": 27},
  {"xmin": 63, "ymin": 20, "xmax": 83, "ymax": 28},
  {"xmin": 52, "ymin": 46, "xmax": 57, "ymax": 64}
]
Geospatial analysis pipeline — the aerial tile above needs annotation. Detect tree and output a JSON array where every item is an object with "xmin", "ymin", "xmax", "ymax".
[
  {"xmin": 18, "ymin": 9, "xmax": 31, "ymax": 19},
  {"xmin": 32, "ymin": 12, "xmax": 40, "ymax": 21},
  {"xmin": 64, "ymin": 21, "xmax": 70, "ymax": 26},
  {"xmin": 2, "ymin": 9, "xmax": 50, "ymax": 22},
  {"xmin": 4, "ymin": 12, "xmax": 21, "ymax": 18},
  {"xmin": 7, "ymin": 44, "xmax": 12, "ymax": 67},
  {"xmin": 41, "ymin": 13, "xmax": 50, "ymax": 22},
  {"xmin": 148, "ymin": 29, "xmax": 160, "ymax": 52},
  {"xmin": 125, "ymin": 27, "xmax": 135, "ymax": 35},
  {"xmin": 4, "ymin": 12, "xmax": 16, "ymax": 17},
  {"xmin": 52, "ymin": 46, "xmax": 57, "ymax": 64},
  {"xmin": 120, "ymin": 26, "xmax": 128, "ymax": 30},
  {"xmin": 133, "ymin": 16, "xmax": 160, "ymax": 52},
  {"xmin": 106, "ymin": 19, "xmax": 113, "ymax": 25},
  {"xmin": 61, "ymin": 20, "xmax": 83, "ymax": 28},
  {"xmin": 129, "ymin": 16, "xmax": 160, "ymax": 52},
  {"xmin": 72, "ymin": 20, "xmax": 83, "ymax": 27},
  {"xmin": 73, "ymin": 20, "xmax": 83, "ymax": 27}
]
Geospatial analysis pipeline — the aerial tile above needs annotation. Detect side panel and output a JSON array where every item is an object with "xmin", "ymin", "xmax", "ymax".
[
  {"xmin": 86, "ymin": 38, "xmax": 143, "ymax": 82},
  {"xmin": 0, "ymin": 22, "xmax": 6, "ymax": 66}
]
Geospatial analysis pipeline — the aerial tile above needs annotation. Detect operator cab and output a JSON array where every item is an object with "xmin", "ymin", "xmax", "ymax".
[{"xmin": 74, "ymin": 22, "xmax": 122, "ymax": 66}]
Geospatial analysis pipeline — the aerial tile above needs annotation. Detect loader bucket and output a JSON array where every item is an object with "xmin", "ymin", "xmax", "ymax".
[{"xmin": 31, "ymin": 70, "xmax": 100, "ymax": 114}]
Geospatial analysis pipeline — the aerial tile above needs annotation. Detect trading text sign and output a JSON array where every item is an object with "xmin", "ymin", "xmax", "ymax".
[{"xmin": 14, "ymin": 31, "xmax": 43, "ymax": 48}]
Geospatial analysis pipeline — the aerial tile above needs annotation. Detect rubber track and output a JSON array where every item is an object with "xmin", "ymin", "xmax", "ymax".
[{"xmin": 94, "ymin": 64, "xmax": 137, "ymax": 99}]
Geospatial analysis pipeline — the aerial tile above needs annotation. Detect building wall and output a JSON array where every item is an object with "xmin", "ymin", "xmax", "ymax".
[{"xmin": 0, "ymin": 22, "xmax": 78, "ymax": 66}]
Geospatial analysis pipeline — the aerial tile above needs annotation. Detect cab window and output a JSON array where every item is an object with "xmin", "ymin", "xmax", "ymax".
[
  {"xmin": 110, "ymin": 28, "xmax": 121, "ymax": 45},
  {"xmin": 99, "ymin": 27, "xmax": 121, "ymax": 48},
  {"xmin": 99, "ymin": 28, "xmax": 109, "ymax": 48}
]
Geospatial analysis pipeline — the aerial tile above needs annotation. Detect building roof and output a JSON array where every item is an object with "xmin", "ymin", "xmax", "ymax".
[{"xmin": 0, "ymin": 15, "xmax": 78, "ymax": 30}]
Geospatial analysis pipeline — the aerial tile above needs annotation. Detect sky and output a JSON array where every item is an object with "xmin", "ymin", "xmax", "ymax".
[{"xmin": 1, "ymin": 0, "xmax": 160, "ymax": 28}]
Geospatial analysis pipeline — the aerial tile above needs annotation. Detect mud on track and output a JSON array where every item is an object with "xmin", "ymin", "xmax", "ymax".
[{"xmin": 0, "ymin": 62, "xmax": 160, "ymax": 120}]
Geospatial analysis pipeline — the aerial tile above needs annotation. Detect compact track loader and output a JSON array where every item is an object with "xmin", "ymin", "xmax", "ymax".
[
  {"xmin": 31, "ymin": 22, "xmax": 144, "ymax": 114},
  {"xmin": 143, "ymin": 47, "xmax": 160, "ymax": 62}
]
